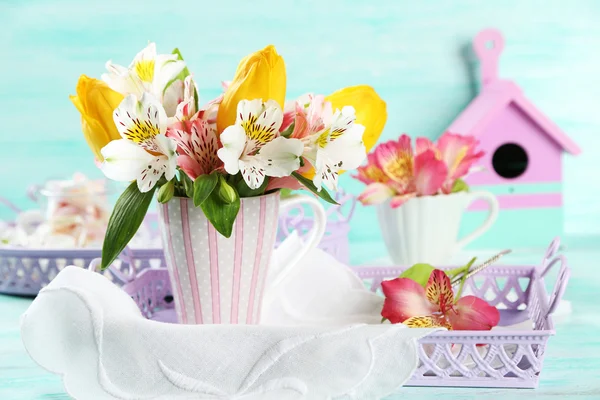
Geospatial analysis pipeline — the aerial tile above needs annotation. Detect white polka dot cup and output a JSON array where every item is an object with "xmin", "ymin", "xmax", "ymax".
[{"xmin": 158, "ymin": 192, "xmax": 327, "ymax": 324}]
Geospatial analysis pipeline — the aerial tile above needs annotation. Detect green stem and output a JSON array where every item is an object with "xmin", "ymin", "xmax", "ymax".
[{"xmin": 454, "ymin": 257, "xmax": 476, "ymax": 303}]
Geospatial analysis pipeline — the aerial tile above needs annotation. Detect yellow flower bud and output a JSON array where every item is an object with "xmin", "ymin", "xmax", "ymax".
[
  {"xmin": 70, "ymin": 75, "xmax": 124, "ymax": 161},
  {"xmin": 216, "ymin": 45, "xmax": 286, "ymax": 133}
]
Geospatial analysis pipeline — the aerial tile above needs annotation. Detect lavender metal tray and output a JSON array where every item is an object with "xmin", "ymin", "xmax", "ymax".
[
  {"xmin": 118, "ymin": 238, "xmax": 569, "ymax": 389},
  {"xmin": 0, "ymin": 197, "xmax": 166, "ymax": 296}
]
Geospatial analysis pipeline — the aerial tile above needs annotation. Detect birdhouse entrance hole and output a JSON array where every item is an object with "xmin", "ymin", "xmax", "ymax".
[{"xmin": 492, "ymin": 143, "xmax": 528, "ymax": 179}]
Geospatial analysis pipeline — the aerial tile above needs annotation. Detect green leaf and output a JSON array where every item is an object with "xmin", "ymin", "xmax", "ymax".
[
  {"xmin": 157, "ymin": 180, "xmax": 175, "ymax": 203},
  {"xmin": 193, "ymin": 172, "xmax": 219, "ymax": 207},
  {"xmin": 399, "ymin": 263, "xmax": 436, "ymax": 287},
  {"xmin": 200, "ymin": 180, "xmax": 240, "ymax": 238},
  {"xmin": 180, "ymin": 171, "xmax": 194, "ymax": 198},
  {"xmin": 101, "ymin": 182, "xmax": 156, "ymax": 270},
  {"xmin": 280, "ymin": 188, "xmax": 295, "ymax": 199},
  {"xmin": 235, "ymin": 174, "xmax": 269, "ymax": 197},
  {"xmin": 291, "ymin": 172, "xmax": 338, "ymax": 205},
  {"xmin": 451, "ymin": 178, "xmax": 469, "ymax": 193}
]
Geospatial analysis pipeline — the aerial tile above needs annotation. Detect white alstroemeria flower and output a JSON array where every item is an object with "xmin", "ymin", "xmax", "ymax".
[
  {"xmin": 102, "ymin": 43, "xmax": 185, "ymax": 115},
  {"xmin": 101, "ymin": 93, "xmax": 177, "ymax": 193},
  {"xmin": 217, "ymin": 99, "xmax": 304, "ymax": 190},
  {"xmin": 304, "ymin": 106, "xmax": 366, "ymax": 191}
]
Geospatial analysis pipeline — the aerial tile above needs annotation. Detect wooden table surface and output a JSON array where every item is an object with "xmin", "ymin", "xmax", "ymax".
[{"xmin": 1, "ymin": 247, "xmax": 599, "ymax": 399}]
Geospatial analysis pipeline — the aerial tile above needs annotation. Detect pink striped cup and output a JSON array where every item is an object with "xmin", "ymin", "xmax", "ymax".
[{"xmin": 158, "ymin": 192, "xmax": 326, "ymax": 324}]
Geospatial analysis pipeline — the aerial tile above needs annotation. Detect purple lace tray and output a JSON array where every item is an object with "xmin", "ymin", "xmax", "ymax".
[
  {"xmin": 0, "ymin": 193, "xmax": 354, "ymax": 296},
  {"xmin": 116, "ymin": 238, "xmax": 569, "ymax": 389}
]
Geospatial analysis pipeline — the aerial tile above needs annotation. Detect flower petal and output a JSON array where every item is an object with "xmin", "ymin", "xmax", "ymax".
[
  {"xmin": 357, "ymin": 183, "xmax": 394, "ymax": 206},
  {"xmin": 162, "ymin": 79, "xmax": 184, "ymax": 118},
  {"xmin": 354, "ymin": 152, "xmax": 389, "ymax": 185},
  {"xmin": 174, "ymin": 75, "xmax": 198, "ymax": 122},
  {"xmin": 239, "ymin": 157, "xmax": 267, "ymax": 190},
  {"xmin": 415, "ymin": 137, "xmax": 436, "ymax": 156},
  {"xmin": 375, "ymin": 135, "xmax": 413, "ymax": 190},
  {"xmin": 177, "ymin": 155, "xmax": 203, "ymax": 181},
  {"xmin": 313, "ymin": 151, "xmax": 339, "ymax": 191},
  {"xmin": 190, "ymin": 120, "xmax": 221, "ymax": 174},
  {"xmin": 153, "ymin": 54, "xmax": 186, "ymax": 95},
  {"xmin": 153, "ymin": 135, "xmax": 178, "ymax": 181},
  {"xmin": 258, "ymin": 136, "xmax": 303, "ymax": 177},
  {"xmin": 216, "ymin": 45, "xmax": 286, "ymax": 133},
  {"xmin": 217, "ymin": 125, "xmax": 246, "ymax": 175},
  {"xmin": 137, "ymin": 155, "xmax": 171, "ymax": 193},
  {"xmin": 425, "ymin": 269, "xmax": 454, "ymax": 313},
  {"xmin": 325, "ymin": 85, "xmax": 387, "ymax": 154},
  {"xmin": 113, "ymin": 93, "xmax": 168, "ymax": 153},
  {"xmin": 380, "ymin": 277, "xmax": 437, "ymax": 324},
  {"xmin": 414, "ymin": 149, "xmax": 447, "ymax": 196},
  {"xmin": 100, "ymin": 139, "xmax": 153, "ymax": 182},
  {"xmin": 236, "ymin": 99, "xmax": 283, "ymax": 152},
  {"xmin": 389, "ymin": 193, "xmax": 415, "ymax": 208},
  {"xmin": 448, "ymin": 295, "xmax": 500, "ymax": 331},
  {"xmin": 321, "ymin": 122, "xmax": 366, "ymax": 171},
  {"xmin": 403, "ymin": 316, "xmax": 451, "ymax": 329},
  {"xmin": 437, "ymin": 132, "xmax": 484, "ymax": 181}
]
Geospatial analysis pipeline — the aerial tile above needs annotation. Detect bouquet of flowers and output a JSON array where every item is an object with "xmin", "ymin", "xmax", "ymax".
[
  {"xmin": 354, "ymin": 132, "xmax": 484, "ymax": 207},
  {"xmin": 71, "ymin": 43, "xmax": 387, "ymax": 269}
]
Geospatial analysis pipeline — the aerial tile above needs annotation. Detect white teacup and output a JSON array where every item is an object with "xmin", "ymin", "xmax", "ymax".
[{"xmin": 377, "ymin": 191, "xmax": 499, "ymax": 266}]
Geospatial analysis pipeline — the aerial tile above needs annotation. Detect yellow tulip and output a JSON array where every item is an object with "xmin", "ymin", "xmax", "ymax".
[
  {"xmin": 302, "ymin": 85, "xmax": 388, "ymax": 180},
  {"xmin": 70, "ymin": 75, "xmax": 124, "ymax": 161},
  {"xmin": 325, "ymin": 85, "xmax": 387, "ymax": 153},
  {"xmin": 216, "ymin": 45, "xmax": 286, "ymax": 133}
]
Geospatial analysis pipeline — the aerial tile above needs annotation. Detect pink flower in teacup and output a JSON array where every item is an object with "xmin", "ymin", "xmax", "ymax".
[
  {"xmin": 417, "ymin": 132, "xmax": 485, "ymax": 193},
  {"xmin": 354, "ymin": 132, "xmax": 484, "ymax": 207},
  {"xmin": 355, "ymin": 135, "xmax": 447, "ymax": 208},
  {"xmin": 381, "ymin": 269, "xmax": 500, "ymax": 330}
]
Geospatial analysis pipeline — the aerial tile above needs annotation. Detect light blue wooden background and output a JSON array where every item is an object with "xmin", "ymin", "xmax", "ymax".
[{"xmin": 1, "ymin": 0, "xmax": 600, "ymax": 246}]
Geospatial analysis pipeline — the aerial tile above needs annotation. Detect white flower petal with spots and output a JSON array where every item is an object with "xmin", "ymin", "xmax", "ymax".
[
  {"xmin": 218, "ymin": 125, "xmax": 247, "ymax": 175},
  {"xmin": 217, "ymin": 99, "xmax": 302, "ymax": 189},
  {"xmin": 305, "ymin": 105, "xmax": 367, "ymax": 191},
  {"xmin": 258, "ymin": 136, "xmax": 303, "ymax": 178},
  {"xmin": 101, "ymin": 93, "xmax": 177, "ymax": 192}
]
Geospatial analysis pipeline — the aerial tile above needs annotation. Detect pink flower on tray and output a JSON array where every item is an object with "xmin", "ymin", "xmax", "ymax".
[
  {"xmin": 381, "ymin": 269, "xmax": 500, "ymax": 330},
  {"xmin": 354, "ymin": 132, "xmax": 484, "ymax": 207}
]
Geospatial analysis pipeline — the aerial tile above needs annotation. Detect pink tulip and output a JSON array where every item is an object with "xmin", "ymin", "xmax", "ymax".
[{"xmin": 381, "ymin": 269, "xmax": 500, "ymax": 330}]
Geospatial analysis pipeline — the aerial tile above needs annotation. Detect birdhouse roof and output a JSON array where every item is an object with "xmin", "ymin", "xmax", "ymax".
[{"xmin": 448, "ymin": 29, "xmax": 581, "ymax": 155}]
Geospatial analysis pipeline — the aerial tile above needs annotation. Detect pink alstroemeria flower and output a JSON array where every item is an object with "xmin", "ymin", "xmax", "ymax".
[
  {"xmin": 381, "ymin": 269, "xmax": 500, "ymax": 330},
  {"xmin": 356, "ymin": 135, "xmax": 447, "ymax": 208},
  {"xmin": 417, "ymin": 133, "xmax": 484, "ymax": 193}
]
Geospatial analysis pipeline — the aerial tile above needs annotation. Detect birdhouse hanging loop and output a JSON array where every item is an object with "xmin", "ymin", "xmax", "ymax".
[{"xmin": 473, "ymin": 28, "xmax": 505, "ymax": 86}]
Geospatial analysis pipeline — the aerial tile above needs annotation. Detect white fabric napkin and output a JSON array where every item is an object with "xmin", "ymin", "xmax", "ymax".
[{"xmin": 21, "ymin": 237, "xmax": 438, "ymax": 400}]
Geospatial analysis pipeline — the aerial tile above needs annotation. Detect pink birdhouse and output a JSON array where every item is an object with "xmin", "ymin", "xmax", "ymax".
[{"xmin": 448, "ymin": 29, "xmax": 581, "ymax": 249}]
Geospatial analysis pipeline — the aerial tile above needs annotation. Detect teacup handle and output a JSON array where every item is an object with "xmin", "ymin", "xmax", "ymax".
[
  {"xmin": 267, "ymin": 194, "xmax": 327, "ymax": 292},
  {"xmin": 456, "ymin": 191, "xmax": 499, "ymax": 249}
]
